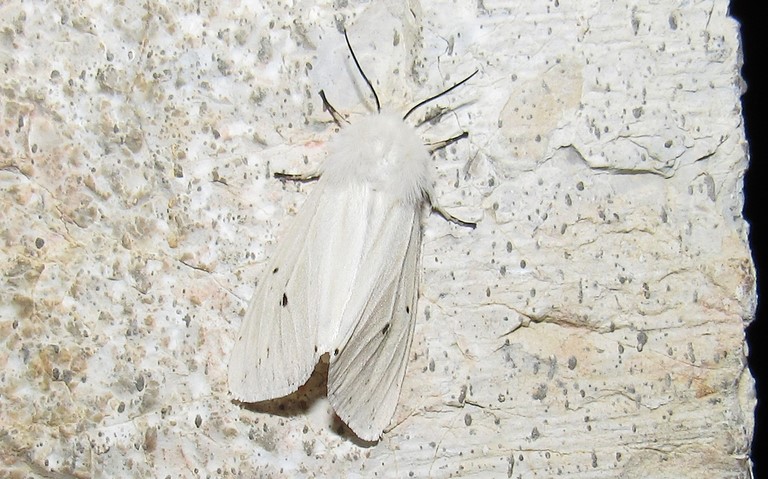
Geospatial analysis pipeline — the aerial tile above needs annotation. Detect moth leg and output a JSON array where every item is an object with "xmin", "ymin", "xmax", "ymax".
[
  {"xmin": 273, "ymin": 171, "xmax": 322, "ymax": 183},
  {"xmin": 273, "ymin": 89, "xmax": 345, "ymax": 182},
  {"xmin": 428, "ymin": 193, "xmax": 476, "ymax": 229},
  {"xmin": 319, "ymin": 90, "xmax": 347, "ymax": 128},
  {"xmin": 273, "ymin": 89, "xmax": 344, "ymax": 182},
  {"xmin": 431, "ymin": 204, "xmax": 476, "ymax": 229},
  {"xmin": 426, "ymin": 130, "xmax": 475, "ymax": 227},
  {"xmin": 428, "ymin": 131, "xmax": 469, "ymax": 154}
]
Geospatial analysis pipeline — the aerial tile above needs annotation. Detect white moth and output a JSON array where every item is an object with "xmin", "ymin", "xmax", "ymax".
[{"xmin": 228, "ymin": 31, "xmax": 476, "ymax": 442}]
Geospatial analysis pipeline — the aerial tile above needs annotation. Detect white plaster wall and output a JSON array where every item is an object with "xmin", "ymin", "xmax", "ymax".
[{"xmin": 0, "ymin": 0, "xmax": 755, "ymax": 477}]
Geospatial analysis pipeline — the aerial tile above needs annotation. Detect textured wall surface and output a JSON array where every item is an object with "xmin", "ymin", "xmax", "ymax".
[{"xmin": 0, "ymin": 0, "xmax": 756, "ymax": 477}]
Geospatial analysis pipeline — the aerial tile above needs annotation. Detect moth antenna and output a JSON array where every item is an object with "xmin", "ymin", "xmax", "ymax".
[
  {"xmin": 344, "ymin": 29, "xmax": 381, "ymax": 113},
  {"xmin": 403, "ymin": 69, "xmax": 479, "ymax": 120}
]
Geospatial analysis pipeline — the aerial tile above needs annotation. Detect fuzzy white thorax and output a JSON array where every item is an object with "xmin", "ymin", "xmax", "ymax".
[{"xmin": 321, "ymin": 111, "xmax": 433, "ymax": 206}]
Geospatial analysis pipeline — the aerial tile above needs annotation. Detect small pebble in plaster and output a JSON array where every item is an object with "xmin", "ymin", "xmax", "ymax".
[
  {"xmin": 458, "ymin": 385, "xmax": 468, "ymax": 404},
  {"xmin": 532, "ymin": 383, "xmax": 548, "ymax": 400},
  {"xmin": 143, "ymin": 427, "xmax": 157, "ymax": 452},
  {"xmin": 227, "ymin": 31, "xmax": 478, "ymax": 443},
  {"xmin": 567, "ymin": 356, "xmax": 577, "ymax": 370},
  {"xmin": 636, "ymin": 331, "xmax": 648, "ymax": 352}
]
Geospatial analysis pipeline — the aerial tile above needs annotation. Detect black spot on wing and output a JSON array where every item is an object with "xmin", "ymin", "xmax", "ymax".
[
  {"xmin": 280, "ymin": 293, "xmax": 288, "ymax": 307},
  {"xmin": 381, "ymin": 323, "xmax": 390, "ymax": 335}
]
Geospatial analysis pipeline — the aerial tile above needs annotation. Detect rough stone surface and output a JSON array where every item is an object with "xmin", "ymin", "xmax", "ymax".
[{"xmin": 0, "ymin": 0, "xmax": 755, "ymax": 477}]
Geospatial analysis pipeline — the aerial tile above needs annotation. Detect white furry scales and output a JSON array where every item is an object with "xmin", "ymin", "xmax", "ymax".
[{"xmin": 228, "ymin": 112, "xmax": 433, "ymax": 441}]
